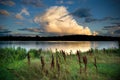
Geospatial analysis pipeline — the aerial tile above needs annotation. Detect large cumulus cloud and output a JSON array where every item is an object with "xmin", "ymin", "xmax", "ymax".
[{"xmin": 34, "ymin": 6, "xmax": 92, "ymax": 35}]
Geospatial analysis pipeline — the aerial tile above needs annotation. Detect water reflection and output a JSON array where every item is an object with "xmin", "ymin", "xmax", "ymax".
[
  {"xmin": 0, "ymin": 41, "xmax": 118, "ymax": 54},
  {"xmin": 48, "ymin": 41, "xmax": 91, "ymax": 54}
]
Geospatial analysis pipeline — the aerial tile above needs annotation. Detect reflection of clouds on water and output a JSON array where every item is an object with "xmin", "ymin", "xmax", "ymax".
[
  {"xmin": 0, "ymin": 41, "xmax": 118, "ymax": 54},
  {"xmin": 92, "ymin": 41, "xmax": 98, "ymax": 49},
  {"xmin": 91, "ymin": 41, "xmax": 118, "ymax": 50},
  {"xmin": 48, "ymin": 41, "xmax": 91, "ymax": 54}
]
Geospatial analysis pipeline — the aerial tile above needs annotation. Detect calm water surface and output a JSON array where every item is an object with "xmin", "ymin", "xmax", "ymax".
[{"xmin": 0, "ymin": 41, "xmax": 118, "ymax": 54}]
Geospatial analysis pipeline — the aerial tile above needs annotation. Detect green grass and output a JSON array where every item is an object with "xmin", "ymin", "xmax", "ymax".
[{"xmin": 0, "ymin": 48, "xmax": 120, "ymax": 80}]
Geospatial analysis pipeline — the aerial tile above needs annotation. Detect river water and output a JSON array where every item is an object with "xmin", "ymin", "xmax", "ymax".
[{"xmin": 0, "ymin": 41, "xmax": 118, "ymax": 54}]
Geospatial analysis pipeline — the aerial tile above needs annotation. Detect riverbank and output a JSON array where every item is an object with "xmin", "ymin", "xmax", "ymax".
[
  {"xmin": 0, "ymin": 47, "xmax": 120, "ymax": 80},
  {"xmin": 0, "ymin": 35, "xmax": 120, "ymax": 41}
]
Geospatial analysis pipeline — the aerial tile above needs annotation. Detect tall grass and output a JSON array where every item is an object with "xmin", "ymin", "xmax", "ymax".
[
  {"xmin": 0, "ymin": 47, "xmax": 120, "ymax": 80},
  {"xmin": 83, "ymin": 56, "xmax": 87, "ymax": 73},
  {"xmin": 51, "ymin": 54, "xmax": 55, "ymax": 69},
  {"xmin": 40, "ymin": 56, "xmax": 45, "ymax": 70},
  {"xmin": 94, "ymin": 57, "xmax": 97, "ymax": 72},
  {"xmin": 60, "ymin": 50, "xmax": 66, "ymax": 61},
  {"xmin": 76, "ymin": 50, "xmax": 82, "ymax": 74},
  {"xmin": 27, "ymin": 52, "xmax": 30, "ymax": 65}
]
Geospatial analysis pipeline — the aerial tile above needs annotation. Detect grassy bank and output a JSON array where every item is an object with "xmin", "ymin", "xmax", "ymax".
[{"xmin": 0, "ymin": 47, "xmax": 120, "ymax": 80}]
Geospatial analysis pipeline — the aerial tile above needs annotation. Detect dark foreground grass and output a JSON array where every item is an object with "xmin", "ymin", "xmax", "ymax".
[{"xmin": 0, "ymin": 47, "xmax": 120, "ymax": 80}]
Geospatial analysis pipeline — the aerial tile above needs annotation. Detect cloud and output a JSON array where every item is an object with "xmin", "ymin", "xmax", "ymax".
[
  {"xmin": 15, "ymin": 22, "xmax": 25, "ymax": 26},
  {"xmin": 93, "ymin": 31, "xmax": 99, "ymax": 36},
  {"xmin": 22, "ymin": 0, "xmax": 44, "ymax": 7},
  {"xmin": 18, "ymin": 28, "xmax": 43, "ymax": 33},
  {"xmin": 15, "ymin": 8, "xmax": 30, "ymax": 20},
  {"xmin": 56, "ymin": 0, "xmax": 64, "ymax": 4},
  {"xmin": 103, "ymin": 26, "xmax": 117, "ymax": 30},
  {"xmin": 103, "ymin": 17, "xmax": 120, "ymax": 21},
  {"xmin": 0, "ymin": 10, "xmax": 10, "ymax": 16},
  {"xmin": 85, "ymin": 17, "xmax": 120, "ymax": 23},
  {"xmin": 114, "ymin": 29, "xmax": 120, "ymax": 34},
  {"xmin": 34, "ymin": 6, "xmax": 92, "ymax": 35},
  {"xmin": 102, "ymin": 23, "xmax": 120, "ymax": 36},
  {"xmin": 112, "ymin": 22, "xmax": 120, "ymax": 26},
  {"xmin": 0, "ymin": 25, "xmax": 11, "ymax": 33},
  {"xmin": 0, "ymin": 25, "xmax": 4, "ymax": 30},
  {"xmin": 15, "ymin": 14, "xmax": 23, "ymax": 20},
  {"xmin": 85, "ymin": 17, "xmax": 97, "ymax": 23},
  {"xmin": 72, "ymin": 8, "xmax": 92, "ymax": 18},
  {"xmin": 56, "ymin": 0, "xmax": 74, "ymax": 5},
  {"xmin": 103, "ymin": 22, "xmax": 120, "ymax": 30},
  {"xmin": 66, "ymin": 1, "xmax": 74, "ymax": 4},
  {"xmin": 21, "ymin": 8, "xmax": 30, "ymax": 16},
  {"xmin": 0, "ymin": 30, "xmax": 11, "ymax": 33},
  {"xmin": 0, "ymin": 0, "xmax": 15, "ymax": 6}
]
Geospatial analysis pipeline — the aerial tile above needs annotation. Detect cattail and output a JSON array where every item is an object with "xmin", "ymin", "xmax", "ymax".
[
  {"xmin": 38, "ymin": 48, "xmax": 42, "ymax": 55},
  {"xmin": 38, "ymin": 48, "xmax": 42, "ymax": 53},
  {"xmin": 45, "ymin": 70, "xmax": 49, "ymax": 76},
  {"xmin": 76, "ymin": 50, "xmax": 82, "ymax": 73},
  {"xmin": 51, "ymin": 54, "xmax": 55, "ymax": 69},
  {"xmin": 61, "ymin": 50, "xmax": 66, "ymax": 61},
  {"xmin": 88, "ymin": 49, "xmax": 92, "ymax": 56},
  {"xmin": 70, "ymin": 50, "xmax": 72, "ymax": 55},
  {"xmin": 76, "ymin": 50, "xmax": 81, "ymax": 63},
  {"xmin": 27, "ymin": 52, "xmax": 30, "ymax": 65},
  {"xmin": 89, "ymin": 50, "xmax": 92, "ymax": 56},
  {"xmin": 56, "ymin": 57, "xmax": 60, "ymax": 72},
  {"xmin": 103, "ymin": 48, "xmax": 106, "ymax": 53},
  {"xmin": 94, "ymin": 57, "xmax": 97, "ymax": 72},
  {"xmin": 41, "ymin": 56, "xmax": 45, "ymax": 70},
  {"xmin": 83, "ymin": 56, "xmax": 87, "ymax": 72}
]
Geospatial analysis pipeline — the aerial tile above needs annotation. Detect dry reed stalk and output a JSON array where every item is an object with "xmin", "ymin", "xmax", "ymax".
[
  {"xmin": 70, "ymin": 50, "xmax": 72, "ymax": 55},
  {"xmin": 94, "ymin": 57, "xmax": 98, "ymax": 72},
  {"xmin": 45, "ymin": 70, "xmax": 49, "ymax": 76},
  {"xmin": 27, "ymin": 52, "xmax": 30, "ymax": 65},
  {"xmin": 76, "ymin": 50, "xmax": 82, "ymax": 73},
  {"xmin": 76, "ymin": 50, "xmax": 81, "ymax": 63},
  {"xmin": 88, "ymin": 50, "xmax": 92, "ymax": 56},
  {"xmin": 56, "ymin": 57, "xmax": 60, "ymax": 72},
  {"xmin": 61, "ymin": 50, "xmax": 66, "ymax": 61},
  {"xmin": 51, "ymin": 54, "xmax": 55, "ymax": 69},
  {"xmin": 41, "ymin": 56, "xmax": 45, "ymax": 70},
  {"xmin": 103, "ymin": 48, "xmax": 106, "ymax": 53},
  {"xmin": 90, "ymin": 52, "xmax": 92, "ymax": 56},
  {"xmin": 83, "ymin": 56, "xmax": 87, "ymax": 73}
]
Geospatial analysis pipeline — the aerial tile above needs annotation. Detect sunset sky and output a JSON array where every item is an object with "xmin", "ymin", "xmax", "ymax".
[{"xmin": 0, "ymin": 0, "xmax": 120, "ymax": 36}]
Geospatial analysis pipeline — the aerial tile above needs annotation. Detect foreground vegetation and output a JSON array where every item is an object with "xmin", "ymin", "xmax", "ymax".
[{"xmin": 0, "ymin": 47, "xmax": 120, "ymax": 80}]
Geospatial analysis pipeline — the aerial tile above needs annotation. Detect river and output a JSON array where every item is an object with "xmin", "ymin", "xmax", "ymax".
[{"xmin": 0, "ymin": 41, "xmax": 118, "ymax": 54}]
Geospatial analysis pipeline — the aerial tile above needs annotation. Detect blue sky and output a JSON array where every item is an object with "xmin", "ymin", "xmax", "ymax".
[{"xmin": 0, "ymin": 0, "xmax": 120, "ymax": 36}]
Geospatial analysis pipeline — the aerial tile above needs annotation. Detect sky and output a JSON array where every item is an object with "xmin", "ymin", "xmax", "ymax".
[{"xmin": 0, "ymin": 0, "xmax": 120, "ymax": 37}]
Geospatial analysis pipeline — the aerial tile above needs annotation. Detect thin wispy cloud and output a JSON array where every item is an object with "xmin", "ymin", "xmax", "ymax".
[
  {"xmin": 0, "ymin": 0, "xmax": 15, "ymax": 6},
  {"xmin": 72, "ymin": 8, "xmax": 92, "ymax": 18},
  {"xmin": 56, "ymin": 0, "xmax": 74, "ymax": 5},
  {"xmin": 0, "ymin": 25, "xmax": 11, "ymax": 33},
  {"xmin": 18, "ymin": 28, "xmax": 43, "ymax": 33},
  {"xmin": 102, "ymin": 23, "xmax": 120, "ymax": 36},
  {"xmin": 58, "ymin": 8, "xmax": 92, "ymax": 21},
  {"xmin": 15, "ymin": 8, "xmax": 30, "ymax": 20},
  {"xmin": 15, "ymin": 22, "xmax": 25, "ymax": 26},
  {"xmin": 85, "ymin": 17, "xmax": 120, "ymax": 23},
  {"xmin": 0, "ymin": 10, "xmax": 10, "ymax": 16},
  {"xmin": 22, "ymin": 0, "xmax": 44, "ymax": 7}
]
